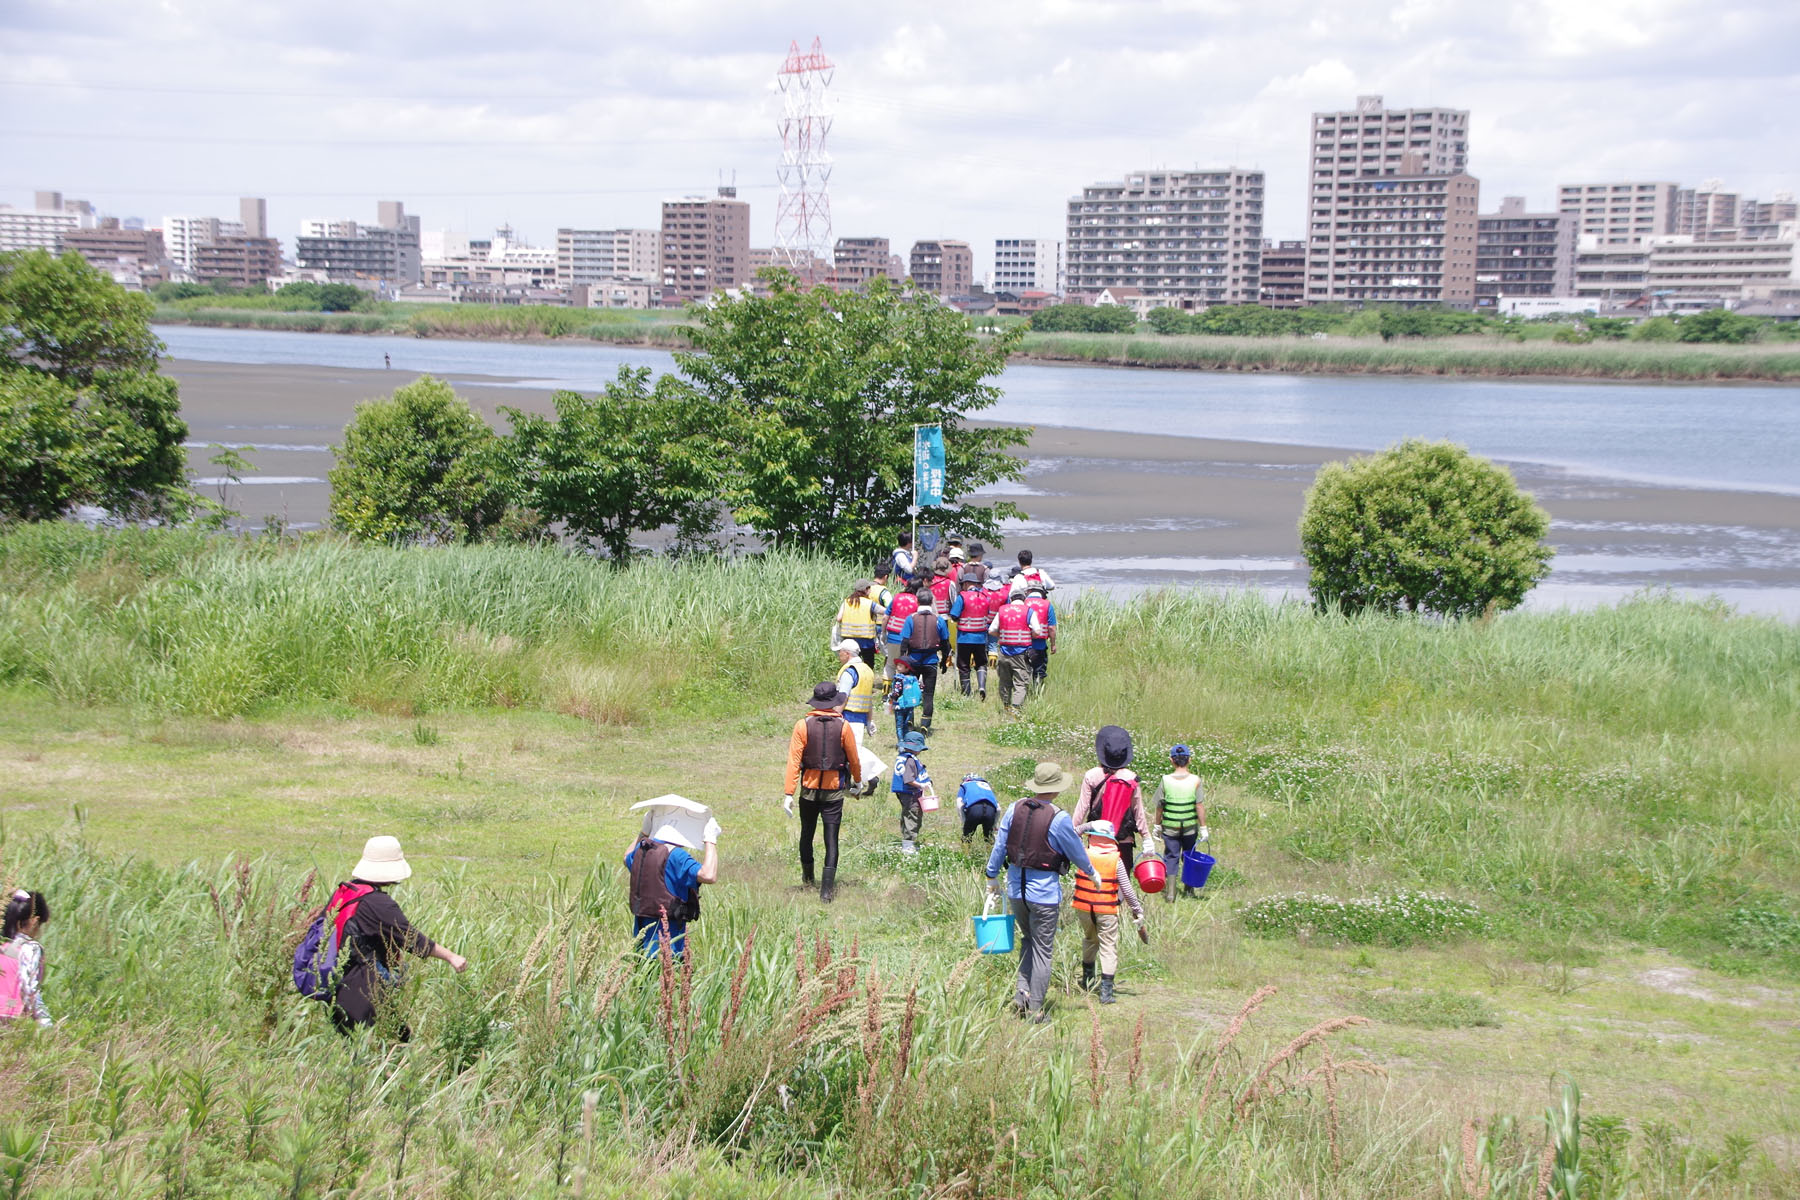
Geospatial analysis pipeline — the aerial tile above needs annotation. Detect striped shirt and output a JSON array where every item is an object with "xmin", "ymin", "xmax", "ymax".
[{"xmin": 1157, "ymin": 773, "xmax": 1203, "ymax": 827}]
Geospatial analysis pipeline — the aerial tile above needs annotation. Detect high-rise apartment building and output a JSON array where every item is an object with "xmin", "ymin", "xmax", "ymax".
[
  {"xmin": 1475, "ymin": 197, "xmax": 1576, "ymax": 309},
  {"xmin": 1258, "ymin": 240, "xmax": 1307, "ymax": 308},
  {"xmin": 831, "ymin": 237, "xmax": 896, "ymax": 289},
  {"xmin": 1674, "ymin": 181, "xmax": 1739, "ymax": 238},
  {"xmin": 239, "ymin": 197, "xmax": 268, "ymax": 240},
  {"xmin": 1066, "ymin": 169, "xmax": 1264, "ymax": 307},
  {"xmin": 660, "ymin": 188, "xmax": 751, "ymax": 302},
  {"xmin": 194, "ymin": 236, "xmax": 283, "ymax": 288},
  {"xmin": 1742, "ymin": 194, "xmax": 1799, "ymax": 240},
  {"xmin": 1305, "ymin": 95, "xmax": 1475, "ymax": 308},
  {"xmin": 1556, "ymin": 182, "xmax": 1677, "ymax": 245},
  {"xmin": 295, "ymin": 201, "xmax": 421, "ymax": 285},
  {"xmin": 993, "ymin": 238, "xmax": 1063, "ymax": 295},
  {"xmin": 555, "ymin": 228, "xmax": 658, "ymax": 287},
  {"xmin": 908, "ymin": 240, "xmax": 974, "ymax": 297},
  {"xmin": 1, "ymin": 191, "xmax": 97, "ymax": 253},
  {"xmin": 162, "ymin": 215, "xmax": 246, "ymax": 272}
]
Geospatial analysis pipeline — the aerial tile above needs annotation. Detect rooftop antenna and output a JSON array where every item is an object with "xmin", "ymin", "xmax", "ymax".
[{"xmin": 774, "ymin": 37, "xmax": 834, "ymax": 284}]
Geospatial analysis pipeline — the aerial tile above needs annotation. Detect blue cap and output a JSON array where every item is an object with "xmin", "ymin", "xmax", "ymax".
[
  {"xmin": 1170, "ymin": 744, "xmax": 1192, "ymax": 760},
  {"xmin": 901, "ymin": 731, "xmax": 929, "ymax": 753}
]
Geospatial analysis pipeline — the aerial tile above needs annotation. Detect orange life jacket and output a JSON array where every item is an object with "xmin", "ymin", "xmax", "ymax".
[{"xmin": 1073, "ymin": 846, "xmax": 1121, "ymax": 914}]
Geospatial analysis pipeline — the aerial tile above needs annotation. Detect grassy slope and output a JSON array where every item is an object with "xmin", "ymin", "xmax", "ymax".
[{"xmin": 1, "ymin": 527, "xmax": 1796, "ymax": 1196}]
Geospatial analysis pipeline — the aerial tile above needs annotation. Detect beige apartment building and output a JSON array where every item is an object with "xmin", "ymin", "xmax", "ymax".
[
  {"xmin": 908, "ymin": 240, "xmax": 974, "ymax": 297},
  {"xmin": 1475, "ymin": 197, "xmax": 1576, "ymax": 310},
  {"xmin": 555, "ymin": 228, "xmax": 658, "ymax": 288},
  {"xmin": 661, "ymin": 189, "xmax": 751, "ymax": 303},
  {"xmin": 1645, "ymin": 234, "xmax": 1799, "ymax": 310},
  {"xmin": 832, "ymin": 236, "xmax": 897, "ymax": 289},
  {"xmin": 1556, "ymin": 182, "xmax": 1677, "ymax": 246},
  {"xmin": 1305, "ymin": 96, "xmax": 1475, "ymax": 308},
  {"xmin": 1066, "ymin": 168, "xmax": 1264, "ymax": 307}
]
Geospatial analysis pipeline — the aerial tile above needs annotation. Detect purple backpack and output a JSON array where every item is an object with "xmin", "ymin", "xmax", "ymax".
[{"xmin": 292, "ymin": 883, "xmax": 372, "ymax": 1001}]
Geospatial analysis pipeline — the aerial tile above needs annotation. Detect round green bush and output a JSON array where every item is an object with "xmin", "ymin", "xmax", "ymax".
[{"xmin": 1298, "ymin": 439, "xmax": 1553, "ymax": 618}]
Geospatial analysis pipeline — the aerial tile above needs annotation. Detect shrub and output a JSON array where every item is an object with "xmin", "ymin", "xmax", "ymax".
[
  {"xmin": 1029, "ymin": 303, "xmax": 1137, "ymax": 334},
  {"xmin": 1241, "ymin": 891, "xmax": 1486, "ymax": 945},
  {"xmin": 328, "ymin": 376, "xmax": 506, "ymax": 543},
  {"xmin": 1299, "ymin": 439, "xmax": 1553, "ymax": 618},
  {"xmin": 1676, "ymin": 308, "xmax": 1765, "ymax": 344},
  {"xmin": 1630, "ymin": 315, "xmax": 1679, "ymax": 342},
  {"xmin": 1144, "ymin": 306, "xmax": 1192, "ymax": 335}
]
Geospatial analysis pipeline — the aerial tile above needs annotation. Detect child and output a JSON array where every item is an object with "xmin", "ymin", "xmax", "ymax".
[
  {"xmin": 956, "ymin": 772, "xmax": 1000, "ymax": 843},
  {"xmin": 1071, "ymin": 820, "xmax": 1145, "ymax": 1004},
  {"xmin": 891, "ymin": 730, "xmax": 932, "ymax": 855},
  {"xmin": 1155, "ymin": 744, "xmax": 1209, "ymax": 901},
  {"xmin": 886, "ymin": 659, "xmax": 922, "ymax": 744},
  {"xmin": 2, "ymin": 889, "xmax": 54, "ymax": 1027}
]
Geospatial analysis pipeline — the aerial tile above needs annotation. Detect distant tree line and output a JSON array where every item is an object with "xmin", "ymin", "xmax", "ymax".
[{"xmin": 156, "ymin": 279, "xmax": 373, "ymax": 312}]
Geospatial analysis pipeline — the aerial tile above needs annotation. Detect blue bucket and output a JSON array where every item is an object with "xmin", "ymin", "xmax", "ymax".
[
  {"xmin": 973, "ymin": 897, "xmax": 1016, "ymax": 954},
  {"xmin": 1181, "ymin": 850, "xmax": 1216, "ymax": 889}
]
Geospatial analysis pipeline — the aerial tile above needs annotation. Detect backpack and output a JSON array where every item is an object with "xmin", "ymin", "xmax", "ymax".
[
  {"xmin": 292, "ymin": 883, "xmax": 375, "ymax": 1001},
  {"xmin": 0, "ymin": 945, "xmax": 23, "ymax": 1021},
  {"xmin": 1097, "ymin": 773, "xmax": 1141, "ymax": 839}
]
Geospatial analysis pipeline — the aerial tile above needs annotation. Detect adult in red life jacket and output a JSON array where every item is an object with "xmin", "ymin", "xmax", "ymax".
[
  {"xmin": 1073, "ymin": 725, "xmax": 1154, "ymax": 871},
  {"xmin": 949, "ymin": 569, "xmax": 994, "ymax": 699},
  {"xmin": 783, "ymin": 682, "xmax": 864, "ymax": 903},
  {"xmin": 1013, "ymin": 548, "xmax": 1056, "ymax": 594},
  {"xmin": 624, "ymin": 796, "xmax": 720, "ymax": 957},
  {"xmin": 987, "ymin": 583, "xmax": 1047, "ymax": 718},
  {"xmin": 1023, "ymin": 582, "xmax": 1057, "ymax": 686},
  {"xmin": 328, "ymin": 836, "xmax": 467, "ymax": 1038},
  {"xmin": 881, "ymin": 584, "xmax": 920, "ymax": 688},
  {"xmin": 897, "ymin": 591, "xmax": 950, "ymax": 734}
]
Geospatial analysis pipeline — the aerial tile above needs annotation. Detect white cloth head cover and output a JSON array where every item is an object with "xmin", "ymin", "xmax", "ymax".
[
  {"xmin": 351, "ymin": 835, "xmax": 412, "ymax": 884},
  {"xmin": 629, "ymin": 795, "xmax": 713, "ymax": 851}
]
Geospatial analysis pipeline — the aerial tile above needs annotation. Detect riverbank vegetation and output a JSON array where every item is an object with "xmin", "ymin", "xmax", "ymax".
[{"xmin": 1, "ymin": 525, "xmax": 1797, "ymax": 1195}]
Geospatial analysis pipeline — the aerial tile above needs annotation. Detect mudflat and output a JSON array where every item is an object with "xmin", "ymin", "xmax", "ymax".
[{"xmin": 168, "ymin": 358, "xmax": 1800, "ymax": 608}]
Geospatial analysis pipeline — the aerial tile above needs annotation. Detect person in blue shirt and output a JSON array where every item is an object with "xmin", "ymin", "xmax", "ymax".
[
  {"xmin": 623, "ymin": 796, "xmax": 719, "ymax": 957},
  {"xmin": 956, "ymin": 772, "xmax": 1000, "ymax": 843},
  {"xmin": 897, "ymin": 593, "xmax": 950, "ymax": 734},
  {"xmin": 885, "ymin": 660, "xmax": 922, "ymax": 744},
  {"xmin": 985, "ymin": 762, "xmax": 1096, "ymax": 1023}
]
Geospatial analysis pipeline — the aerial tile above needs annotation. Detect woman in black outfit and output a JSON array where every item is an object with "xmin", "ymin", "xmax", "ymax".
[{"xmin": 330, "ymin": 835, "xmax": 466, "ymax": 1038}]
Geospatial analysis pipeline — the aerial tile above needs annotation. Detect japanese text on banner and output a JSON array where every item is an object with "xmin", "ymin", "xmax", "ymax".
[{"xmin": 913, "ymin": 424, "xmax": 945, "ymax": 507}]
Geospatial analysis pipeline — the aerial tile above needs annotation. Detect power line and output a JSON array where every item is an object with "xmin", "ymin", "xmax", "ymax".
[{"xmin": 3, "ymin": 129, "xmax": 762, "ymax": 149}]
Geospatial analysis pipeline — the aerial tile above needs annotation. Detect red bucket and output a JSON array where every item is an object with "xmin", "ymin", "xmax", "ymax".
[{"xmin": 1133, "ymin": 857, "xmax": 1166, "ymax": 894}]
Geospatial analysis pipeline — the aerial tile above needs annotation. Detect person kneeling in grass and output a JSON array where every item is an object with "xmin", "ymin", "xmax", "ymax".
[{"xmin": 1072, "ymin": 819, "xmax": 1146, "ymax": 1004}]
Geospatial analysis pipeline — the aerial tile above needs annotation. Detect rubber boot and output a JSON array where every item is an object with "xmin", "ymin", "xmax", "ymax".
[
  {"xmin": 977, "ymin": 667, "xmax": 987, "ymax": 700},
  {"xmin": 1081, "ymin": 961, "xmax": 1096, "ymax": 992},
  {"xmin": 820, "ymin": 868, "xmax": 836, "ymax": 904},
  {"xmin": 1184, "ymin": 886, "xmax": 1197, "ymax": 900},
  {"xmin": 1099, "ymin": 975, "xmax": 1116, "ymax": 1004},
  {"xmin": 801, "ymin": 861, "xmax": 815, "ymax": 886},
  {"xmin": 1162, "ymin": 882, "xmax": 1176, "ymax": 904}
]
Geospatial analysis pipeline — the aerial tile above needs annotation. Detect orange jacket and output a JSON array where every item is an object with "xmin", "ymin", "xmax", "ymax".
[{"xmin": 785, "ymin": 710, "xmax": 863, "ymax": 794}]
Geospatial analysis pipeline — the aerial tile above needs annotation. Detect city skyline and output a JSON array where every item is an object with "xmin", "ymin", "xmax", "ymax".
[{"xmin": 4, "ymin": 0, "xmax": 1796, "ymax": 281}]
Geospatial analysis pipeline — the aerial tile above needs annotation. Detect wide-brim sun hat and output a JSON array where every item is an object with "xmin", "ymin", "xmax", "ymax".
[
  {"xmin": 807, "ymin": 681, "xmax": 848, "ymax": 707},
  {"xmin": 901, "ymin": 731, "xmax": 929, "ymax": 752},
  {"xmin": 1030, "ymin": 762, "xmax": 1070, "ymax": 793},
  {"xmin": 629, "ymin": 794, "xmax": 713, "ymax": 851},
  {"xmin": 351, "ymin": 835, "xmax": 412, "ymax": 884}
]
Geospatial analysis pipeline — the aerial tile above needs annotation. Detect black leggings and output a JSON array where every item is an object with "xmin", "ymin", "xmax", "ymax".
[{"xmin": 798, "ymin": 791, "xmax": 843, "ymax": 877}]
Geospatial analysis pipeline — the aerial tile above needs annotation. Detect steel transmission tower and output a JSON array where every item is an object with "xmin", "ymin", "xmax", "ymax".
[{"xmin": 774, "ymin": 37, "xmax": 834, "ymax": 282}]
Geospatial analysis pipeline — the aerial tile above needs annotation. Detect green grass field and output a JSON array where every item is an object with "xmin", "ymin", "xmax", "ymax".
[{"xmin": 1, "ymin": 526, "xmax": 1796, "ymax": 1197}]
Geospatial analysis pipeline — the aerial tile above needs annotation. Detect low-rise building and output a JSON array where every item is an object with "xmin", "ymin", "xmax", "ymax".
[
  {"xmin": 1572, "ymin": 242, "xmax": 1650, "ymax": 307},
  {"xmin": 296, "ymin": 201, "xmax": 422, "ymax": 286},
  {"xmin": 1644, "ymin": 231, "xmax": 1799, "ymax": 311},
  {"xmin": 1258, "ymin": 239, "xmax": 1306, "ymax": 308},
  {"xmin": 1, "ymin": 191, "xmax": 97, "ymax": 254},
  {"xmin": 571, "ymin": 279, "xmax": 656, "ymax": 309},
  {"xmin": 59, "ymin": 220, "xmax": 166, "ymax": 277},
  {"xmin": 1475, "ymin": 197, "xmax": 1576, "ymax": 311},
  {"xmin": 909, "ymin": 239, "xmax": 974, "ymax": 297}
]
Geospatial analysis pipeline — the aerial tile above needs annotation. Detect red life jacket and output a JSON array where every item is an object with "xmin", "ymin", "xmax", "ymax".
[
  {"xmin": 884, "ymin": 591, "xmax": 919, "ymax": 637},
  {"xmin": 1097, "ymin": 771, "xmax": 1141, "ymax": 840},
  {"xmin": 956, "ymin": 586, "xmax": 990, "ymax": 635},
  {"xmin": 996, "ymin": 601, "xmax": 1033, "ymax": 647},
  {"xmin": 1025, "ymin": 595, "xmax": 1051, "ymax": 631},
  {"xmin": 930, "ymin": 574, "xmax": 954, "ymax": 609}
]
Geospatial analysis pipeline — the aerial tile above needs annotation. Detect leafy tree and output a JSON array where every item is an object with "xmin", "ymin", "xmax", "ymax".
[
  {"xmin": 328, "ymin": 376, "xmax": 506, "ymax": 543},
  {"xmin": 1299, "ymin": 439, "xmax": 1553, "ymax": 619},
  {"xmin": 1629, "ymin": 316, "xmax": 1679, "ymax": 342},
  {"xmin": 0, "ymin": 250, "xmax": 190, "ymax": 522},
  {"xmin": 502, "ymin": 367, "xmax": 739, "ymax": 560},
  {"xmin": 1584, "ymin": 317, "xmax": 1632, "ymax": 340},
  {"xmin": 1676, "ymin": 308, "xmax": 1763, "ymax": 344},
  {"xmin": 677, "ymin": 271, "xmax": 1029, "ymax": 561},
  {"xmin": 1145, "ymin": 307, "xmax": 1193, "ymax": 335},
  {"xmin": 1029, "ymin": 303, "xmax": 1137, "ymax": 334}
]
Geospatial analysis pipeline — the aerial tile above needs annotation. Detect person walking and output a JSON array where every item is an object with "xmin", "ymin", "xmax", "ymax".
[
  {"xmin": 988, "ymin": 583, "xmax": 1047, "ymax": 718},
  {"xmin": 1024, "ymin": 582, "xmax": 1058, "ymax": 687},
  {"xmin": 963, "ymin": 541, "xmax": 990, "ymax": 585},
  {"xmin": 897, "ymin": 591, "xmax": 949, "ymax": 734},
  {"xmin": 625, "ymin": 796, "xmax": 720, "ymax": 957},
  {"xmin": 1071, "ymin": 820, "xmax": 1146, "ymax": 1003},
  {"xmin": 950, "ymin": 569, "xmax": 993, "ymax": 699},
  {"xmin": 880, "ymin": 582, "xmax": 919, "ymax": 688},
  {"xmin": 1073, "ymin": 726, "xmax": 1153, "ymax": 872},
  {"xmin": 985, "ymin": 762, "xmax": 1096, "ymax": 1023},
  {"xmin": 830, "ymin": 580, "xmax": 882, "ymax": 668},
  {"xmin": 835, "ymin": 638, "xmax": 877, "ymax": 753},
  {"xmin": 891, "ymin": 730, "xmax": 932, "ymax": 854},
  {"xmin": 956, "ymin": 772, "xmax": 1000, "ymax": 843},
  {"xmin": 328, "ymin": 836, "xmax": 468, "ymax": 1038},
  {"xmin": 2, "ymin": 889, "xmax": 53, "ymax": 1028},
  {"xmin": 1155, "ymin": 744, "xmax": 1210, "ymax": 902},
  {"xmin": 885, "ymin": 659, "xmax": 922, "ymax": 744},
  {"xmin": 1014, "ymin": 548, "xmax": 1056, "ymax": 594},
  {"xmin": 784, "ymin": 681, "xmax": 864, "ymax": 903}
]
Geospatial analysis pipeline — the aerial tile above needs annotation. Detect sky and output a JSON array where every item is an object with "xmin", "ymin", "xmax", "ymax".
[{"xmin": 4, "ymin": 0, "xmax": 1797, "ymax": 281}]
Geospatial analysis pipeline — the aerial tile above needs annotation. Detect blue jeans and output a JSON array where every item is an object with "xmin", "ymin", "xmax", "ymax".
[
  {"xmin": 1162, "ymin": 825, "xmax": 1198, "ymax": 889},
  {"xmin": 894, "ymin": 706, "xmax": 916, "ymax": 742}
]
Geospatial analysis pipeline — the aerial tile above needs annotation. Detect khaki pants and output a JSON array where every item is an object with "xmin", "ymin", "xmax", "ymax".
[
  {"xmin": 1077, "ymin": 909, "xmax": 1120, "ymax": 975},
  {"xmin": 995, "ymin": 652, "xmax": 1031, "ymax": 711}
]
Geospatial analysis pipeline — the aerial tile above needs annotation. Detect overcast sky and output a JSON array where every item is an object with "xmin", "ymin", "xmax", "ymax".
[{"xmin": 5, "ymin": 0, "xmax": 1796, "ymax": 279}]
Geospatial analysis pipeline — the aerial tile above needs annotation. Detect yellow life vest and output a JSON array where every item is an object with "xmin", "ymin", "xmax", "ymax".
[
  {"xmin": 837, "ymin": 596, "xmax": 878, "ymax": 639},
  {"xmin": 1073, "ymin": 846, "xmax": 1121, "ymax": 914},
  {"xmin": 840, "ymin": 658, "xmax": 875, "ymax": 715}
]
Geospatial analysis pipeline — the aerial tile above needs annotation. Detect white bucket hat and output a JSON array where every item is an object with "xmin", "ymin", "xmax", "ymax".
[
  {"xmin": 351, "ymin": 835, "xmax": 412, "ymax": 884},
  {"xmin": 629, "ymin": 794, "xmax": 713, "ymax": 851},
  {"xmin": 1084, "ymin": 819, "xmax": 1117, "ymax": 842}
]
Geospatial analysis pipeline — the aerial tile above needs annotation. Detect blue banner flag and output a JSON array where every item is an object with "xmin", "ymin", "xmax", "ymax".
[{"xmin": 914, "ymin": 424, "xmax": 946, "ymax": 507}]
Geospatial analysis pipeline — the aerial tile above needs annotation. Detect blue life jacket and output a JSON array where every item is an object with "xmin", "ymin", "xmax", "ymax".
[{"xmin": 891, "ymin": 750, "xmax": 929, "ymax": 796}]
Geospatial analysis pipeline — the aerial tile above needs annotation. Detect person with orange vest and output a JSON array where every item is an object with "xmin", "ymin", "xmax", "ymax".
[
  {"xmin": 783, "ymin": 682, "xmax": 864, "ymax": 903},
  {"xmin": 987, "ymin": 583, "xmax": 1047, "ymax": 718},
  {"xmin": 949, "ymin": 569, "xmax": 994, "ymax": 699},
  {"xmin": 1071, "ymin": 819, "xmax": 1146, "ymax": 1004}
]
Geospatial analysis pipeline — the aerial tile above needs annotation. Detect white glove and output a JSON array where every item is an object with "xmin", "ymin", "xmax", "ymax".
[
  {"xmin": 1198, "ymin": 826, "xmax": 1210, "ymax": 842},
  {"xmin": 987, "ymin": 875, "xmax": 1004, "ymax": 896},
  {"xmin": 703, "ymin": 817, "xmax": 721, "ymax": 844},
  {"xmin": 782, "ymin": 795, "xmax": 795, "ymax": 817},
  {"xmin": 1152, "ymin": 824, "xmax": 1163, "ymax": 840}
]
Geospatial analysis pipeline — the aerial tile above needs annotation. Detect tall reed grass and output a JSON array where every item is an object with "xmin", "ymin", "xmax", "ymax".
[{"xmin": 153, "ymin": 303, "xmax": 693, "ymax": 346}]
